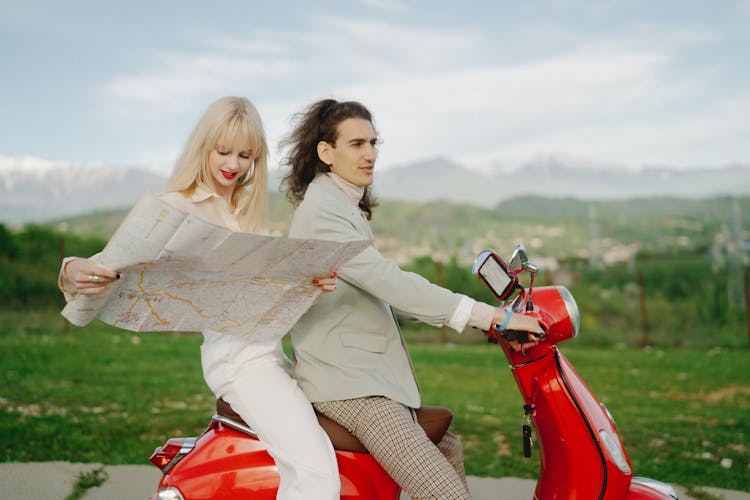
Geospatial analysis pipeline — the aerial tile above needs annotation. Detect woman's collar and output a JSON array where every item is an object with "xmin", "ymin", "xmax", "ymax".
[
  {"xmin": 191, "ymin": 186, "xmax": 248, "ymax": 215},
  {"xmin": 190, "ymin": 187, "xmax": 217, "ymax": 203}
]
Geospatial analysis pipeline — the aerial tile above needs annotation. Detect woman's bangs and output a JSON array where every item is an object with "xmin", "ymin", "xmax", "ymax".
[{"xmin": 218, "ymin": 117, "xmax": 258, "ymax": 157}]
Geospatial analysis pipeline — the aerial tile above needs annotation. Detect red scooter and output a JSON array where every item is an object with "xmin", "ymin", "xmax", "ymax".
[
  {"xmin": 147, "ymin": 245, "xmax": 678, "ymax": 499},
  {"xmin": 472, "ymin": 245, "xmax": 677, "ymax": 499}
]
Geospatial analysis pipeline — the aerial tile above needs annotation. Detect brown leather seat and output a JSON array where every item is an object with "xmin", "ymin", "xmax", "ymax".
[{"xmin": 216, "ymin": 398, "xmax": 453, "ymax": 453}]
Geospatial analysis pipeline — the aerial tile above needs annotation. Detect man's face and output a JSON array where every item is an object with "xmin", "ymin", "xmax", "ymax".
[{"xmin": 324, "ymin": 118, "xmax": 378, "ymax": 187}]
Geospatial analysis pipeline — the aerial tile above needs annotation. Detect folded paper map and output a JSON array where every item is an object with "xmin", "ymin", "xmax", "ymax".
[{"xmin": 62, "ymin": 192, "xmax": 370, "ymax": 340}]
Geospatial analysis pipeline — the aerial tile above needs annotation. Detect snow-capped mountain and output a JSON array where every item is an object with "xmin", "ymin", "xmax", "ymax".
[
  {"xmin": 1, "ymin": 154, "xmax": 749, "ymax": 226},
  {"xmin": 374, "ymin": 157, "xmax": 750, "ymax": 206},
  {"xmin": 0, "ymin": 156, "xmax": 167, "ymax": 225}
]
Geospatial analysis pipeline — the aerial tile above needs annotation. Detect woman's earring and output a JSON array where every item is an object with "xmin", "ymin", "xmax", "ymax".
[{"xmin": 243, "ymin": 163, "xmax": 254, "ymax": 181}]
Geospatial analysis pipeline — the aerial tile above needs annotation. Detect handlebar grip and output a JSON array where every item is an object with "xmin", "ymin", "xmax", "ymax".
[{"xmin": 501, "ymin": 329, "xmax": 546, "ymax": 343}]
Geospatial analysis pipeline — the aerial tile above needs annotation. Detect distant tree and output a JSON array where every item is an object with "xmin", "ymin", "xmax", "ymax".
[
  {"xmin": 15, "ymin": 224, "xmax": 60, "ymax": 263},
  {"xmin": 0, "ymin": 224, "xmax": 18, "ymax": 260},
  {"xmin": 0, "ymin": 225, "xmax": 106, "ymax": 310}
]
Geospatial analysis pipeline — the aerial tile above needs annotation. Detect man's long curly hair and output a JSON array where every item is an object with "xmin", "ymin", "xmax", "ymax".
[{"xmin": 280, "ymin": 99, "xmax": 378, "ymax": 220}]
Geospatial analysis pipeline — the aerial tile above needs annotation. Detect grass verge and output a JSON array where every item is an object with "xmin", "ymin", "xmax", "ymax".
[
  {"xmin": 64, "ymin": 466, "xmax": 108, "ymax": 500},
  {"xmin": 1, "ymin": 310, "xmax": 748, "ymax": 492}
]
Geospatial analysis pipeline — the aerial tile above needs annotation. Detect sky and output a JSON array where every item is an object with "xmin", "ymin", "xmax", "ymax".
[{"xmin": 1, "ymin": 0, "xmax": 749, "ymax": 174}]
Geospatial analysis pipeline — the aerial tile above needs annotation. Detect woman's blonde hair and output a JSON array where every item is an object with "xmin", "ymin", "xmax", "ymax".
[{"xmin": 167, "ymin": 96, "xmax": 268, "ymax": 231}]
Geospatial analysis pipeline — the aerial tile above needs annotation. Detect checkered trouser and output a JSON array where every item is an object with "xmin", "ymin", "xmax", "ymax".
[{"xmin": 314, "ymin": 396, "xmax": 471, "ymax": 499}]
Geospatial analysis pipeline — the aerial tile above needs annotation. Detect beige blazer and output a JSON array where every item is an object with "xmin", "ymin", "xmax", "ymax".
[{"xmin": 288, "ymin": 175, "xmax": 464, "ymax": 408}]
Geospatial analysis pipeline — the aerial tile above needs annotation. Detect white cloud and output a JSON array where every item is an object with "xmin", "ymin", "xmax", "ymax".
[
  {"xmin": 605, "ymin": 95, "xmax": 750, "ymax": 167},
  {"xmin": 92, "ymin": 12, "xmax": 747, "ymax": 171},
  {"xmin": 95, "ymin": 16, "xmax": 484, "ymax": 165},
  {"xmin": 0, "ymin": 155, "xmax": 72, "ymax": 173},
  {"xmin": 358, "ymin": 0, "xmax": 409, "ymax": 11},
  {"xmin": 328, "ymin": 42, "xmax": 680, "ymax": 167},
  {"xmin": 466, "ymin": 92, "xmax": 750, "ymax": 170},
  {"xmin": 311, "ymin": 16, "xmax": 480, "ymax": 71},
  {"xmin": 99, "ymin": 51, "xmax": 302, "ymax": 119},
  {"xmin": 200, "ymin": 37, "xmax": 292, "ymax": 56}
]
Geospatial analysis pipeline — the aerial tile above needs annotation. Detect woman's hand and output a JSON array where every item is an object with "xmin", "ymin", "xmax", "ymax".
[
  {"xmin": 312, "ymin": 271, "xmax": 338, "ymax": 293},
  {"xmin": 64, "ymin": 258, "xmax": 120, "ymax": 295}
]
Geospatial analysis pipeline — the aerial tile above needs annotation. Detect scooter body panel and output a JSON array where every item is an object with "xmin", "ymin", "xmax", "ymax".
[
  {"xmin": 514, "ymin": 348, "xmax": 634, "ymax": 499},
  {"xmin": 155, "ymin": 423, "xmax": 400, "ymax": 500},
  {"xmin": 336, "ymin": 450, "xmax": 400, "ymax": 499},
  {"xmin": 158, "ymin": 426, "xmax": 279, "ymax": 499}
]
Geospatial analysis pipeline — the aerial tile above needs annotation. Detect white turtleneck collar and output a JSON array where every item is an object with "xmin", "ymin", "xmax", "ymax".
[{"xmin": 326, "ymin": 172, "xmax": 365, "ymax": 205}]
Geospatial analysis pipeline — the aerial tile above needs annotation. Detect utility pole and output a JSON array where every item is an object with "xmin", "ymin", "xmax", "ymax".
[
  {"xmin": 59, "ymin": 237, "xmax": 69, "ymax": 333},
  {"xmin": 588, "ymin": 205, "xmax": 603, "ymax": 270},
  {"xmin": 728, "ymin": 199, "xmax": 745, "ymax": 308},
  {"xmin": 638, "ymin": 268, "xmax": 649, "ymax": 347},
  {"xmin": 723, "ymin": 197, "xmax": 749, "ymax": 347}
]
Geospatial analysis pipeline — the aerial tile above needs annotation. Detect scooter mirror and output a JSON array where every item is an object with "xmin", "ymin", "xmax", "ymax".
[
  {"xmin": 472, "ymin": 250, "xmax": 519, "ymax": 300},
  {"xmin": 508, "ymin": 244, "xmax": 529, "ymax": 274}
]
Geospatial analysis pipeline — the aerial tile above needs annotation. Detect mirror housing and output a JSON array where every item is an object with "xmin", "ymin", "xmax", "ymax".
[
  {"xmin": 472, "ymin": 250, "xmax": 519, "ymax": 300},
  {"xmin": 508, "ymin": 244, "xmax": 528, "ymax": 274}
]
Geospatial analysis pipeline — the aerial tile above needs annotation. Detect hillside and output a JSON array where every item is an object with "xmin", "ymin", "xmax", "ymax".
[
  {"xmin": 3, "ymin": 157, "xmax": 749, "ymax": 226},
  {"xmin": 6, "ymin": 194, "xmax": 748, "ymax": 349},
  {"xmin": 44, "ymin": 194, "xmax": 750, "ymax": 267}
]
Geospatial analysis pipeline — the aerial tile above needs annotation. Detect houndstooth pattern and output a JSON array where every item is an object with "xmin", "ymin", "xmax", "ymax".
[{"xmin": 314, "ymin": 397, "xmax": 471, "ymax": 499}]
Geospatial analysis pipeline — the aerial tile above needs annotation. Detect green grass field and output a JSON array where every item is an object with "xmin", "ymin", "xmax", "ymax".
[{"xmin": 1, "ymin": 310, "xmax": 748, "ymax": 493}]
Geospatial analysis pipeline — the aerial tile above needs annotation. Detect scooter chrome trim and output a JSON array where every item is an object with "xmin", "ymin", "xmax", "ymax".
[
  {"xmin": 161, "ymin": 438, "xmax": 197, "ymax": 474},
  {"xmin": 155, "ymin": 486, "xmax": 185, "ymax": 500},
  {"xmin": 211, "ymin": 413, "xmax": 258, "ymax": 438},
  {"xmin": 632, "ymin": 477, "xmax": 679, "ymax": 499}
]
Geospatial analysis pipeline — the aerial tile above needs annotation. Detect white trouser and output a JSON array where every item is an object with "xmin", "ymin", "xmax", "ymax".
[{"xmin": 201, "ymin": 333, "xmax": 339, "ymax": 500}]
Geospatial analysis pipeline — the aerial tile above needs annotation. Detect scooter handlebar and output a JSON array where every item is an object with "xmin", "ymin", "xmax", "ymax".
[
  {"xmin": 489, "ymin": 308, "xmax": 548, "ymax": 346},
  {"xmin": 499, "ymin": 328, "xmax": 546, "ymax": 344}
]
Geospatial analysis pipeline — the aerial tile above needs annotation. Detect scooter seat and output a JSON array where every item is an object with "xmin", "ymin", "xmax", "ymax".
[{"xmin": 215, "ymin": 398, "xmax": 453, "ymax": 454}]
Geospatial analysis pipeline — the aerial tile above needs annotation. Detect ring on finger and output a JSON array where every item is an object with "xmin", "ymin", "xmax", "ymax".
[{"xmin": 89, "ymin": 274, "xmax": 100, "ymax": 283}]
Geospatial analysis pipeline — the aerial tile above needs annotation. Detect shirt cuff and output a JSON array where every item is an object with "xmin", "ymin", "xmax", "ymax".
[
  {"xmin": 447, "ymin": 296, "xmax": 475, "ymax": 333},
  {"xmin": 58, "ymin": 256, "xmax": 80, "ymax": 302},
  {"xmin": 468, "ymin": 301, "xmax": 496, "ymax": 331}
]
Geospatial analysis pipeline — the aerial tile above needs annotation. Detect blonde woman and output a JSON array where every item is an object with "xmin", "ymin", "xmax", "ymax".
[{"xmin": 59, "ymin": 96, "xmax": 340, "ymax": 499}]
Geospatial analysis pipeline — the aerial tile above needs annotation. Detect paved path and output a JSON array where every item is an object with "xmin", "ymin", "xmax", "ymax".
[{"xmin": 1, "ymin": 462, "xmax": 748, "ymax": 499}]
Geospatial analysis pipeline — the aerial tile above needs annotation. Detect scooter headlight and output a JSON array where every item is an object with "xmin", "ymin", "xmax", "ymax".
[
  {"xmin": 599, "ymin": 430, "xmax": 631, "ymax": 474},
  {"xmin": 530, "ymin": 286, "xmax": 580, "ymax": 344},
  {"xmin": 556, "ymin": 286, "xmax": 580, "ymax": 337}
]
